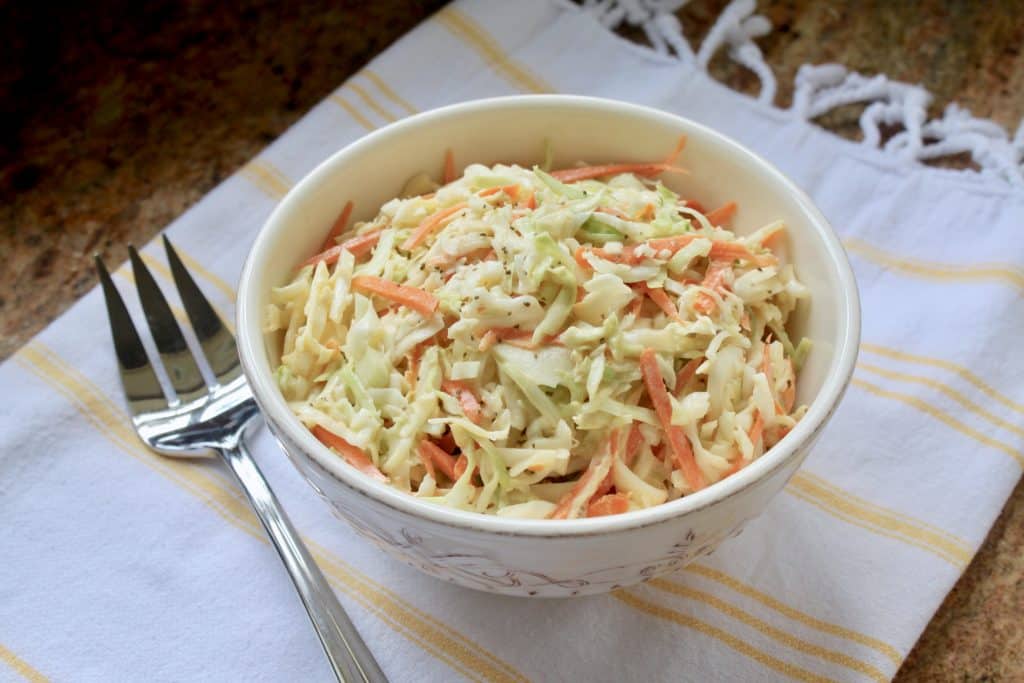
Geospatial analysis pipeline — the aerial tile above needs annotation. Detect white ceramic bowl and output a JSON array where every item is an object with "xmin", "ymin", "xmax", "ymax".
[{"xmin": 237, "ymin": 95, "xmax": 860, "ymax": 597}]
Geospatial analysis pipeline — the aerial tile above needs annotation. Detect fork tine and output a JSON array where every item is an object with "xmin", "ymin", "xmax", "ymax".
[
  {"xmin": 128, "ymin": 246, "xmax": 208, "ymax": 404},
  {"xmin": 95, "ymin": 256, "xmax": 169, "ymax": 415},
  {"xmin": 162, "ymin": 236, "xmax": 242, "ymax": 387}
]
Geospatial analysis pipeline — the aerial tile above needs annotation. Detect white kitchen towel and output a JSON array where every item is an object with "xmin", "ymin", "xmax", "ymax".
[{"xmin": 3, "ymin": 1, "xmax": 1023, "ymax": 681}]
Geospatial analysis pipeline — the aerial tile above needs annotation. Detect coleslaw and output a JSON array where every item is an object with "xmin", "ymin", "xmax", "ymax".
[{"xmin": 265, "ymin": 140, "xmax": 810, "ymax": 519}]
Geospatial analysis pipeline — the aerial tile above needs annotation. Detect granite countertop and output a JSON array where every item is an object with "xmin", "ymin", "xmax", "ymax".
[{"xmin": 2, "ymin": 1, "xmax": 1021, "ymax": 679}]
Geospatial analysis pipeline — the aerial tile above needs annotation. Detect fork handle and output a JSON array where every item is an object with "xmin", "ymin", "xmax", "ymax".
[{"xmin": 219, "ymin": 441, "xmax": 388, "ymax": 683}]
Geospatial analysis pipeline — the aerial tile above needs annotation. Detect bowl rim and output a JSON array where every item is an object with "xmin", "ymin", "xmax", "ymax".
[{"xmin": 236, "ymin": 94, "xmax": 861, "ymax": 538}]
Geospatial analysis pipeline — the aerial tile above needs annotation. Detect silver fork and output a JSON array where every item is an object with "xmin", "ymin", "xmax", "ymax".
[{"xmin": 96, "ymin": 236, "xmax": 387, "ymax": 683}]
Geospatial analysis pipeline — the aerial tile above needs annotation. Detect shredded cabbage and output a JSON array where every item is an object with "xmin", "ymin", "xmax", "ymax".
[{"xmin": 267, "ymin": 146, "xmax": 810, "ymax": 518}]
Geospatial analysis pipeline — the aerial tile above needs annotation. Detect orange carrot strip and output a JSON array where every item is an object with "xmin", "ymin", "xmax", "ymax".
[
  {"xmin": 319, "ymin": 200, "xmax": 354, "ymax": 251},
  {"xmin": 694, "ymin": 259, "xmax": 732, "ymax": 315},
  {"xmin": 312, "ymin": 426, "xmax": 387, "ymax": 482},
  {"xmin": 302, "ymin": 229, "xmax": 383, "ymax": 268},
  {"xmin": 624, "ymin": 423, "xmax": 644, "ymax": 466},
  {"xmin": 443, "ymin": 149, "xmax": 456, "ymax": 184},
  {"xmin": 550, "ymin": 459, "xmax": 604, "ymax": 519},
  {"xmin": 587, "ymin": 493, "xmax": 630, "ymax": 517},
  {"xmin": 401, "ymin": 202, "xmax": 468, "ymax": 251},
  {"xmin": 674, "ymin": 357, "xmax": 703, "ymax": 397},
  {"xmin": 640, "ymin": 349, "xmax": 705, "ymax": 492},
  {"xmin": 479, "ymin": 184, "xmax": 520, "ymax": 201},
  {"xmin": 584, "ymin": 234, "xmax": 772, "ymax": 269},
  {"xmin": 454, "ymin": 453, "xmax": 472, "ymax": 479},
  {"xmin": 724, "ymin": 458, "xmax": 746, "ymax": 478},
  {"xmin": 636, "ymin": 203, "xmax": 656, "ymax": 221},
  {"xmin": 706, "ymin": 201, "xmax": 737, "ymax": 226},
  {"xmin": 636, "ymin": 283, "xmax": 682, "ymax": 322},
  {"xmin": 418, "ymin": 439, "xmax": 459, "ymax": 480},
  {"xmin": 573, "ymin": 246, "xmax": 592, "ymax": 271},
  {"xmin": 550, "ymin": 163, "xmax": 687, "ymax": 184},
  {"xmin": 478, "ymin": 330, "xmax": 498, "ymax": 352},
  {"xmin": 664, "ymin": 135, "xmax": 688, "ymax": 165},
  {"xmin": 710, "ymin": 241, "xmax": 776, "ymax": 266},
  {"xmin": 748, "ymin": 410, "xmax": 764, "ymax": 446},
  {"xmin": 628, "ymin": 295, "xmax": 644, "ymax": 318},
  {"xmin": 486, "ymin": 327, "xmax": 561, "ymax": 349},
  {"xmin": 441, "ymin": 379, "xmax": 482, "ymax": 424},
  {"xmin": 761, "ymin": 226, "xmax": 785, "ymax": 248},
  {"xmin": 351, "ymin": 275, "xmax": 438, "ymax": 316},
  {"xmin": 416, "ymin": 442, "xmax": 437, "ymax": 480},
  {"xmin": 522, "ymin": 190, "xmax": 536, "ymax": 210}
]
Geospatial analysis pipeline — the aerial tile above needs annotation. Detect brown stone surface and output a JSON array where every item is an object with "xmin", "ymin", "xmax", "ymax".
[{"xmin": 1, "ymin": 1, "xmax": 1021, "ymax": 680}]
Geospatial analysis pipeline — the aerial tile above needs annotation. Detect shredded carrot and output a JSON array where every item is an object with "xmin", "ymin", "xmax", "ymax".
[
  {"xmin": 302, "ymin": 229, "xmax": 383, "ymax": 268},
  {"xmin": 318, "ymin": 200, "xmax": 354, "ymax": 252},
  {"xmin": 724, "ymin": 458, "xmax": 746, "ymax": 478},
  {"xmin": 624, "ymin": 422, "xmax": 644, "ymax": 466},
  {"xmin": 711, "ymin": 241, "xmax": 776, "ymax": 266},
  {"xmin": 404, "ymin": 344, "xmax": 424, "ymax": 390},
  {"xmin": 587, "ymin": 493, "xmax": 630, "ymax": 517},
  {"xmin": 573, "ymin": 246, "xmax": 592, "ymax": 271},
  {"xmin": 761, "ymin": 225, "xmax": 785, "ymax": 248},
  {"xmin": 681, "ymin": 199, "xmax": 706, "ymax": 213},
  {"xmin": 628, "ymin": 294, "xmax": 644, "ymax": 318},
  {"xmin": 584, "ymin": 234, "xmax": 773, "ymax": 269},
  {"xmin": 418, "ymin": 439, "xmax": 459, "ymax": 480},
  {"xmin": 748, "ymin": 410, "xmax": 764, "ymax": 446},
  {"xmin": 478, "ymin": 329, "xmax": 498, "ymax": 352},
  {"xmin": 706, "ymin": 201, "xmax": 737, "ymax": 226},
  {"xmin": 593, "ymin": 429, "xmax": 620, "ymax": 498},
  {"xmin": 521, "ymin": 190, "xmax": 536, "ymax": 210},
  {"xmin": 550, "ymin": 162, "xmax": 687, "ymax": 184},
  {"xmin": 694, "ymin": 259, "xmax": 732, "ymax": 314},
  {"xmin": 640, "ymin": 348, "xmax": 705, "ymax": 492},
  {"xmin": 550, "ymin": 459, "xmax": 604, "ymax": 519},
  {"xmin": 664, "ymin": 135, "xmax": 688, "ymax": 165},
  {"xmin": 443, "ymin": 149, "xmax": 456, "ymax": 184},
  {"xmin": 479, "ymin": 184, "xmax": 520, "ymax": 202},
  {"xmin": 351, "ymin": 275, "xmax": 438, "ymax": 316},
  {"xmin": 674, "ymin": 357, "xmax": 703, "ymax": 396},
  {"xmin": 636, "ymin": 283, "xmax": 682, "ymax": 322},
  {"xmin": 454, "ymin": 453, "xmax": 472, "ymax": 479},
  {"xmin": 312, "ymin": 426, "xmax": 388, "ymax": 482},
  {"xmin": 441, "ymin": 379, "xmax": 482, "ymax": 424},
  {"xmin": 401, "ymin": 202, "xmax": 468, "ymax": 251},
  {"xmin": 636, "ymin": 203, "xmax": 656, "ymax": 221},
  {"xmin": 416, "ymin": 442, "xmax": 437, "ymax": 480}
]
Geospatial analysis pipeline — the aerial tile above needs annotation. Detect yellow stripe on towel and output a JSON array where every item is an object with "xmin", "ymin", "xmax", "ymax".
[
  {"xmin": 844, "ymin": 237, "xmax": 1024, "ymax": 291},
  {"xmin": 436, "ymin": 8, "xmax": 554, "ymax": 94},
  {"xmin": 0, "ymin": 643, "xmax": 49, "ymax": 683}
]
